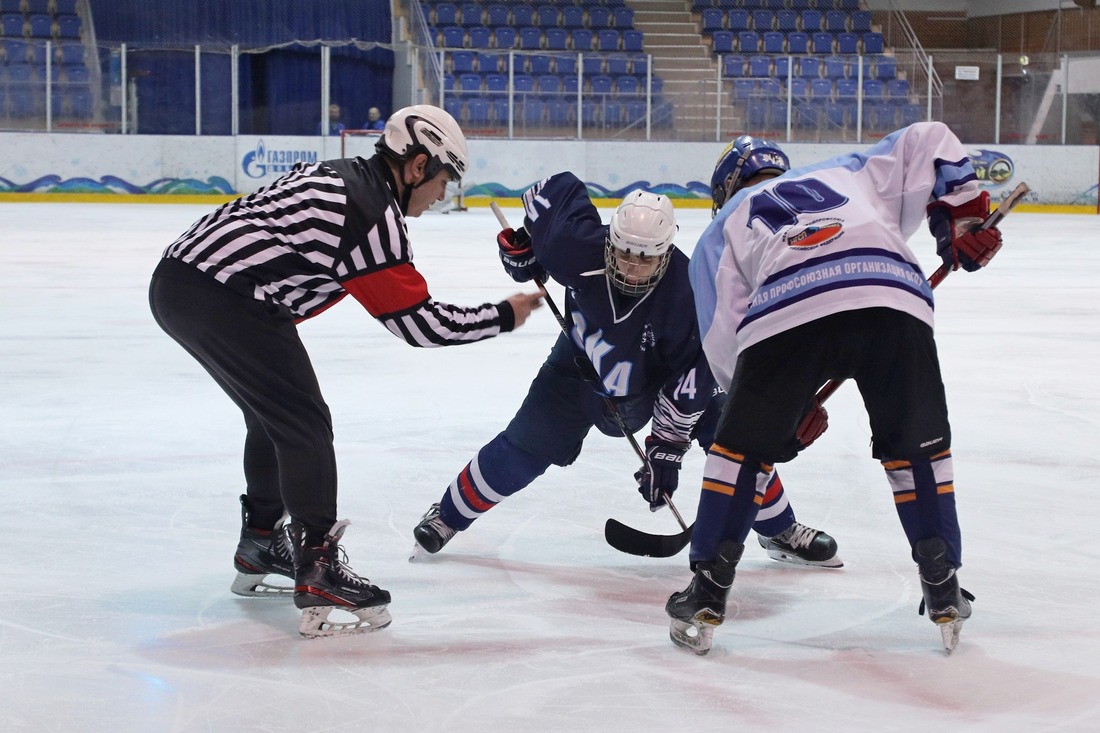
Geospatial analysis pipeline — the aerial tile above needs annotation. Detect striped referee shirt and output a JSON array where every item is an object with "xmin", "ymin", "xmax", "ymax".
[{"xmin": 163, "ymin": 155, "xmax": 515, "ymax": 347}]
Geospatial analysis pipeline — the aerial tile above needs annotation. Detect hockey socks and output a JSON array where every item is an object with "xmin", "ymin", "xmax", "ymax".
[
  {"xmin": 439, "ymin": 432, "xmax": 551, "ymax": 531},
  {"xmin": 884, "ymin": 450, "xmax": 962, "ymax": 566},
  {"xmin": 688, "ymin": 444, "xmax": 773, "ymax": 566}
]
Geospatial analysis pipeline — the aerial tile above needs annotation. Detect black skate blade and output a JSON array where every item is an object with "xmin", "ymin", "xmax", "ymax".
[{"xmin": 604, "ymin": 518, "xmax": 692, "ymax": 558}]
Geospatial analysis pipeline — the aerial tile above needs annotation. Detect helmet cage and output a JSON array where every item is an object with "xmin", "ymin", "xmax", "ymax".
[{"xmin": 604, "ymin": 190, "xmax": 676, "ymax": 297}]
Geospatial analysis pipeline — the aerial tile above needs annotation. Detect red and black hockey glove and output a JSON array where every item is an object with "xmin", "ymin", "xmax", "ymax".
[
  {"xmin": 635, "ymin": 436, "xmax": 690, "ymax": 511},
  {"xmin": 497, "ymin": 227, "xmax": 547, "ymax": 283},
  {"xmin": 795, "ymin": 398, "xmax": 829, "ymax": 448},
  {"xmin": 928, "ymin": 191, "xmax": 1003, "ymax": 273}
]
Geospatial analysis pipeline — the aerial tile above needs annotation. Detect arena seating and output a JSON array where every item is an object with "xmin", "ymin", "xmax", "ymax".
[{"xmin": 1, "ymin": 0, "xmax": 93, "ymax": 121}]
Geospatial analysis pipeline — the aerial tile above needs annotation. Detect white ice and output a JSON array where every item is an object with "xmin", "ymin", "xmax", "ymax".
[{"xmin": 2, "ymin": 201, "xmax": 1098, "ymax": 732}]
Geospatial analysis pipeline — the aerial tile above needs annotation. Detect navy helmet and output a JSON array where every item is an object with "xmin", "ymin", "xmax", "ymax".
[{"xmin": 709, "ymin": 135, "xmax": 789, "ymax": 216}]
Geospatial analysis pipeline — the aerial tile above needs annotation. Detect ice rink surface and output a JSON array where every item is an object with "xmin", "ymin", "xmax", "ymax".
[{"xmin": 2, "ymin": 201, "xmax": 1098, "ymax": 732}]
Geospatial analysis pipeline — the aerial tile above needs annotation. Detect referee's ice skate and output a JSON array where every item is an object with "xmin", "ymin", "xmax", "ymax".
[
  {"xmin": 288, "ymin": 520, "xmax": 392, "ymax": 638},
  {"xmin": 665, "ymin": 540, "xmax": 744, "ymax": 655},
  {"xmin": 230, "ymin": 495, "xmax": 295, "ymax": 597}
]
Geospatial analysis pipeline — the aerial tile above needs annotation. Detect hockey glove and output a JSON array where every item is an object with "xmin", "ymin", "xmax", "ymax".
[
  {"xmin": 635, "ymin": 436, "xmax": 689, "ymax": 511},
  {"xmin": 928, "ymin": 191, "xmax": 1003, "ymax": 273},
  {"xmin": 795, "ymin": 398, "xmax": 828, "ymax": 448},
  {"xmin": 498, "ymin": 227, "xmax": 547, "ymax": 283}
]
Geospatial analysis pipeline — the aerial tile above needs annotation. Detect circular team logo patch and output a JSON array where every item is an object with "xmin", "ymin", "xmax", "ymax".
[{"xmin": 786, "ymin": 218, "xmax": 844, "ymax": 249}]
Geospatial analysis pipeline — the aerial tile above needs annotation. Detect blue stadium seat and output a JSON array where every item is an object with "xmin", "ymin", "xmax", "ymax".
[
  {"xmin": 512, "ymin": 4, "xmax": 535, "ymax": 27},
  {"xmin": 468, "ymin": 26, "xmax": 492, "ymax": 49},
  {"xmin": 529, "ymin": 53, "xmax": 553, "ymax": 74},
  {"xmin": 606, "ymin": 52, "xmax": 630, "ymax": 75},
  {"xmin": 63, "ymin": 64, "xmax": 89, "ymax": 84},
  {"xmin": 545, "ymin": 28, "xmax": 567, "ymax": 51},
  {"xmin": 851, "ymin": 11, "xmax": 872, "ymax": 33},
  {"xmin": 799, "ymin": 56, "xmax": 821, "ymax": 78},
  {"xmin": 443, "ymin": 97, "xmax": 465, "ymax": 122},
  {"xmin": 561, "ymin": 6, "xmax": 585, "ymax": 29},
  {"xmin": 748, "ymin": 55, "xmax": 771, "ymax": 77},
  {"xmin": 467, "ymin": 97, "xmax": 491, "ymax": 124},
  {"xmin": 631, "ymin": 53, "xmax": 648, "ymax": 76},
  {"xmin": 580, "ymin": 99, "xmax": 600, "ymax": 127},
  {"xmin": 776, "ymin": 10, "xmax": 798, "ymax": 32},
  {"xmin": 1, "ymin": 13, "xmax": 24, "ymax": 36},
  {"xmin": 730, "ymin": 78, "xmax": 753, "ymax": 101},
  {"xmin": 519, "ymin": 27, "xmax": 542, "ymax": 49},
  {"xmin": 434, "ymin": 3, "xmax": 459, "ymax": 26},
  {"xmin": 702, "ymin": 9, "xmax": 724, "ymax": 33},
  {"xmin": 442, "ymin": 26, "xmax": 465, "ymax": 47},
  {"xmin": 824, "ymin": 10, "xmax": 846, "ymax": 33},
  {"xmin": 603, "ymin": 99, "xmax": 623, "ymax": 127},
  {"xmin": 590, "ymin": 74, "xmax": 613, "ymax": 94},
  {"xmin": 513, "ymin": 73, "xmax": 535, "ymax": 92},
  {"xmin": 613, "ymin": 7, "xmax": 634, "ymax": 29},
  {"xmin": 759, "ymin": 77, "xmax": 781, "ymax": 97},
  {"xmin": 836, "ymin": 32, "xmax": 858, "ymax": 55},
  {"xmin": 863, "ymin": 32, "xmax": 884, "ymax": 54},
  {"xmin": 738, "ymin": 31, "xmax": 760, "ymax": 53},
  {"xmin": 535, "ymin": 5, "xmax": 559, "ymax": 27},
  {"xmin": 752, "ymin": 10, "xmax": 773, "ymax": 32},
  {"xmin": 458, "ymin": 73, "xmax": 482, "ymax": 92},
  {"xmin": 562, "ymin": 74, "xmax": 579, "ymax": 94},
  {"xmin": 787, "ymin": 77, "xmax": 808, "ymax": 99},
  {"xmin": 547, "ymin": 98, "xmax": 571, "ymax": 125},
  {"xmin": 863, "ymin": 78, "xmax": 885, "ymax": 99},
  {"xmin": 451, "ymin": 50, "xmax": 475, "ymax": 73},
  {"xmin": 769, "ymin": 99, "xmax": 788, "ymax": 128},
  {"xmin": 484, "ymin": 73, "xmax": 508, "ymax": 93},
  {"xmin": 625, "ymin": 99, "xmax": 647, "ymax": 125},
  {"xmin": 887, "ymin": 77, "xmax": 910, "ymax": 100},
  {"xmin": 867, "ymin": 100, "xmax": 895, "ymax": 129},
  {"xmin": 477, "ymin": 51, "xmax": 503, "ymax": 72},
  {"xmin": 800, "ymin": 10, "xmax": 822, "ymax": 32},
  {"xmin": 823, "ymin": 55, "xmax": 846, "ymax": 78},
  {"xmin": 795, "ymin": 101, "xmax": 820, "ymax": 128},
  {"xmin": 728, "ymin": 10, "xmax": 750, "ymax": 33},
  {"xmin": 598, "ymin": 29, "xmax": 620, "ymax": 51},
  {"xmin": 774, "ymin": 55, "xmax": 791, "ymax": 79},
  {"xmin": 582, "ymin": 54, "xmax": 603, "ymax": 76},
  {"xmin": 762, "ymin": 31, "xmax": 784, "ymax": 53},
  {"xmin": 491, "ymin": 97, "xmax": 509, "ymax": 123},
  {"xmin": 810, "ymin": 77, "xmax": 832, "ymax": 98},
  {"xmin": 900, "ymin": 102, "xmax": 922, "ymax": 126},
  {"xmin": 811, "ymin": 32, "xmax": 833, "ymax": 54},
  {"xmin": 616, "ymin": 75, "xmax": 639, "ymax": 95},
  {"xmin": 486, "ymin": 4, "xmax": 510, "ymax": 26},
  {"xmin": 521, "ymin": 98, "xmax": 544, "ymax": 126},
  {"xmin": 55, "ymin": 0, "xmax": 78, "ymax": 12},
  {"xmin": 786, "ymin": 32, "xmax": 808, "ymax": 54},
  {"xmin": 723, "ymin": 54, "xmax": 745, "ymax": 78},
  {"xmin": 557, "ymin": 55, "xmax": 578, "ymax": 75},
  {"xmin": 747, "ymin": 98, "xmax": 767, "ymax": 128},
  {"xmin": 622, "ymin": 30, "xmax": 643, "ymax": 52},
  {"xmin": 56, "ymin": 14, "xmax": 81, "ymax": 39},
  {"xmin": 26, "ymin": 0, "xmax": 49, "ymax": 10},
  {"xmin": 588, "ymin": 6, "xmax": 611, "ymax": 29},
  {"xmin": 494, "ymin": 27, "xmax": 517, "ymax": 49},
  {"xmin": 571, "ymin": 28, "xmax": 594, "ymax": 51},
  {"xmin": 825, "ymin": 100, "xmax": 847, "ymax": 127},
  {"xmin": 58, "ymin": 41, "xmax": 84, "ymax": 66},
  {"xmin": 835, "ymin": 77, "xmax": 857, "ymax": 99},
  {"xmin": 875, "ymin": 55, "xmax": 897, "ymax": 79},
  {"xmin": 712, "ymin": 30, "xmax": 734, "ymax": 54},
  {"xmin": 537, "ymin": 74, "xmax": 561, "ymax": 94},
  {"xmin": 460, "ymin": 3, "xmax": 482, "ymax": 27}
]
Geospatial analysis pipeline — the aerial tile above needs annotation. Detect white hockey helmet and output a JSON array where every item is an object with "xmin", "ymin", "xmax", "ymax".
[
  {"xmin": 604, "ymin": 190, "xmax": 677, "ymax": 296},
  {"xmin": 375, "ymin": 104, "xmax": 468, "ymax": 183}
]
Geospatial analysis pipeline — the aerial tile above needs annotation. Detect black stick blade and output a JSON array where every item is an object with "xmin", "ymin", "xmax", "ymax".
[{"xmin": 604, "ymin": 518, "xmax": 693, "ymax": 558}]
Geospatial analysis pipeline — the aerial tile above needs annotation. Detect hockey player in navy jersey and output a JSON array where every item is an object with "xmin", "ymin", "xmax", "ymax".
[
  {"xmin": 412, "ymin": 173, "xmax": 839, "ymax": 567},
  {"xmin": 666, "ymin": 123, "xmax": 1001, "ymax": 655},
  {"xmin": 150, "ymin": 105, "xmax": 543, "ymax": 638}
]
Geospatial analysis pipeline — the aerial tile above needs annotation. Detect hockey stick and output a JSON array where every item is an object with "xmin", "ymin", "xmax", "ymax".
[
  {"xmin": 603, "ymin": 180, "xmax": 1031, "ymax": 558},
  {"xmin": 489, "ymin": 201, "xmax": 692, "ymax": 544}
]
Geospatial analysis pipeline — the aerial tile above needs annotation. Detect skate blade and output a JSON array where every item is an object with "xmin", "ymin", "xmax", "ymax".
[
  {"xmin": 765, "ymin": 548, "xmax": 844, "ymax": 569},
  {"xmin": 408, "ymin": 543, "xmax": 430, "ymax": 562},
  {"xmin": 230, "ymin": 572, "xmax": 294, "ymax": 597},
  {"xmin": 937, "ymin": 617, "xmax": 965, "ymax": 654},
  {"xmin": 298, "ymin": 605, "xmax": 392, "ymax": 638},
  {"xmin": 669, "ymin": 618, "xmax": 716, "ymax": 656}
]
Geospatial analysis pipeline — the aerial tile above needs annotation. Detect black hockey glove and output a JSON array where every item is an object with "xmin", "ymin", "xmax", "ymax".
[
  {"xmin": 635, "ymin": 436, "xmax": 689, "ymax": 511},
  {"xmin": 498, "ymin": 227, "xmax": 547, "ymax": 283},
  {"xmin": 928, "ymin": 191, "xmax": 1003, "ymax": 272}
]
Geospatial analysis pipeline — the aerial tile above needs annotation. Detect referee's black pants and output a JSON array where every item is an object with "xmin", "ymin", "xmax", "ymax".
[{"xmin": 150, "ymin": 258, "xmax": 336, "ymax": 535}]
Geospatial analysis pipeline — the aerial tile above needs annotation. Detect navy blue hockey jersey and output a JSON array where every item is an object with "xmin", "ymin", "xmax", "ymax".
[{"xmin": 520, "ymin": 172, "xmax": 717, "ymax": 443}]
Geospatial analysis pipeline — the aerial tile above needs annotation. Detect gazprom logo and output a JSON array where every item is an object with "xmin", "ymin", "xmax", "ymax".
[{"xmin": 242, "ymin": 139, "xmax": 317, "ymax": 179}]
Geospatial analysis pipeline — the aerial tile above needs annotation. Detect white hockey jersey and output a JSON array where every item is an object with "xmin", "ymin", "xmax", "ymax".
[{"xmin": 689, "ymin": 121, "xmax": 984, "ymax": 388}]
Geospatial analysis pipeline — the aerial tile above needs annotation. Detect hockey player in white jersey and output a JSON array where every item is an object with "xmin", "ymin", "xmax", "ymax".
[{"xmin": 666, "ymin": 123, "xmax": 1002, "ymax": 655}]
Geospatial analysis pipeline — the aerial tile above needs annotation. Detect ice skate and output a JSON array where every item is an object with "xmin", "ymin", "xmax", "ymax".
[
  {"xmin": 411, "ymin": 503, "xmax": 457, "ymax": 557},
  {"xmin": 288, "ymin": 520, "xmax": 392, "ymax": 638},
  {"xmin": 665, "ymin": 540, "xmax": 744, "ymax": 656},
  {"xmin": 231, "ymin": 495, "xmax": 295, "ymax": 597},
  {"xmin": 915, "ymin": 537, "xmax": 974, "ymax": 654},
  {"xmin": 757, "ymin": 521, "xmax": 843, "ymax": 568}
]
